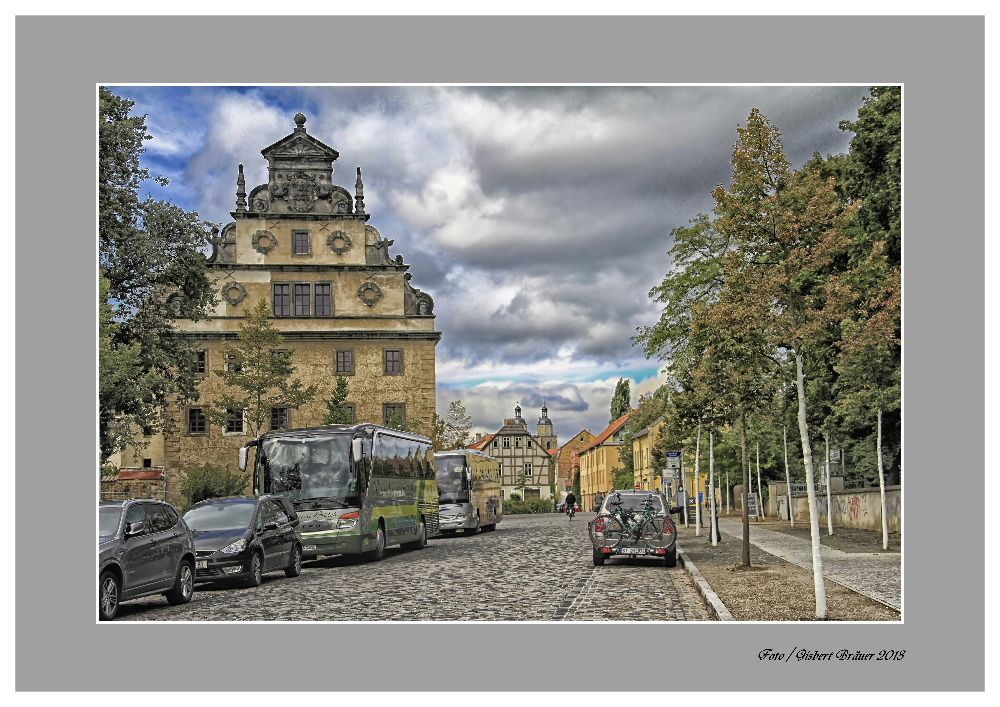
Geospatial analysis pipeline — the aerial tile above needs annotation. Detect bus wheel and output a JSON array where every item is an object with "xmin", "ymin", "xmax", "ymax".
[
  {"xmin": 367, "ymin": 523, "xmax": 386, "ymax": 562},
  {"xmin": 402, "ymin": 519, "xmax": 426, "ymax": 550},
  {"xmin": 470, "ymin": 514, "xmax": 481, "ymax": 535}
]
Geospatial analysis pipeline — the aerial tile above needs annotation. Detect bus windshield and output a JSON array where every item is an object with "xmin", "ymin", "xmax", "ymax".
[
  {"xmin": 260, "ymin": 434, "xmax": 355, "ymax": 507},
  {"xmin": 435, "ymin": 456, "xmax": 469, "ymax": 504}
]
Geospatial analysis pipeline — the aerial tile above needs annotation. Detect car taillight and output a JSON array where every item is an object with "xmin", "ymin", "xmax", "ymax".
[{"xmin": 594, "ymin": 518, "xmax": 606, "ymax": 533}]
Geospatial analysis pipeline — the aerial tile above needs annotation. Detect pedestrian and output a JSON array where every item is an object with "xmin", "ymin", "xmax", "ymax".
[{"xmin": 564, "ymin": 491, "xmax": 577, "ymax": 519}]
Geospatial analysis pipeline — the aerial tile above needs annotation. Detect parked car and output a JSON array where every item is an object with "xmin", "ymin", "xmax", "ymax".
[
  {"xmin": 589, "ymin": 490, "xmax": 681, "ymax": 567},
  {"xmin": 182, "ymin": 496, "xmax": 302, "ymax": 588},
  {"xmin": 99, "ymin": 499, "xmax": 196, "ymax": 621}
]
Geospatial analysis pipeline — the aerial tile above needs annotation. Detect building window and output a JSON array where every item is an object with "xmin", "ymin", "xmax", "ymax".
[
  {"xmin": 515, "ymin": 437, "xmax": 521, "ymax": 448},
  {"xmin": 527, "ymin": 439, "xmax": 532, "ymax": 448},
  {"xmin": 498, "ymin": 462, "xmax": 503, "ymax": 475},
  {"xmin": 293, "ymin": 230, "xmax": 311, "ymax": 255},
  {"xmin": 343, "ymin": 403, "xmax": 357, "ymax": 422},
  {"xmin": 315, "ymin": 284, "xmax": 332, "ymax": 316},
  {"xmin": 502, "ymin": 437, "xmax": 510, "ymax": 448},
  {"xmin": 273, "ymin": 284, "xmax": 290, "ymax": 316},
  {"xmin": 142, "ymin": 459, "xmax": 152, "ymax": 468},
  {"xmin": 492, "ymin": 439, "xmax": 498, "ymax": 448},
  {"xmin": 383, "ymin": 403, "xmax": 406, "ymax": 425},
  {"xmin": 192, "ymin": 350, "xmax": 207, "ymax": 375},
  {"xmin": 187, "ymin": 408, "xmax": 207, "ymax": 435},
  {"xmin": 524, "ymin": 463, "xmax": 533, "ymax": 476},
  {"xmin": 336, "ymin": 349, "xmax": 354, "ymax": 374},
  {"xmin": 226, "ymin": 354, "xmax": 242, "ymax": 373},
  {"xmin": 294, "ymin": 284, "xmax": 311, "ymax": 316},
  {"xmin": 225, "ymin": 409, "xmax": 244, "ymax": 434},
  {"xmin": 384, "ymin": 349, "xmax": 403, "ymax": 375},
  {"xmin": 271, "ymin": 408, "xmax": 289, "ymax": 431}
]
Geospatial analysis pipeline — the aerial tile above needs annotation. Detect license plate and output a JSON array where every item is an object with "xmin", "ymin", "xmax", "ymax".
[
  {"xmin": 303, "ymin": 545, "xmax": 316, "ymax": 551},
  {"xmin": 196, "ymin": 560, "xmax": 207, "ymax": 569},
  {"xmin": 617, "ymin": 547, "xmax": 648, "ymax": 554}
]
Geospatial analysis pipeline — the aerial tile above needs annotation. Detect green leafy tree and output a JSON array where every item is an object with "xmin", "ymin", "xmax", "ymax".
[
  {"xmin": 385, "ymin": 409, "xmax": 421, "ymax": 434},
  {"xmin": 99, "ymin": 86, "xmax": 217, "ymax": 464},
  {"xmin": 322, "ymin": 377, "xmax": 353, "ymax": 425},
  {"xmin": 610, "ymin": 378, "xmax": 631, "ymax": 423},
  {"xmin": 203, "ymin": 300, "xmax": 318, "ymax": 439}
]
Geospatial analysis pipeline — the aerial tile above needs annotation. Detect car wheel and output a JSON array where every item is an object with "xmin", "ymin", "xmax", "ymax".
[
  {"xmin": 165, "ymin": 560, "xmax": 194, "ymax": 605},
  {"xmin": 592, "ymin": 550, "xmax": 606, "ymax": 567},
  {"xmin": 284, "ymin": 544, "xmax": 303, "ymax": 577},
  {"xmin": 664, "ymin": 547, "xmax": 677, "ymax": 568},
  {"xmin": 366, "ymin": 523, "xmax": 386, "ymax": 562},
  {"xmin": 244, "ymin": 552, "xmax": 263, "ymax": 587},
  {"xmin": 99, "ymin": 570, "xmax": 120, "ymax": 621},
  {"xmin": 402, "ymin": 520, "xmax": 426, "ymax": 550}
]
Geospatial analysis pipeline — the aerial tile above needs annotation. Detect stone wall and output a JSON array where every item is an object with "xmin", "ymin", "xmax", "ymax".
[{"xmin": 785, "ymin": 486, "xmax": 901, "ymax": 533}]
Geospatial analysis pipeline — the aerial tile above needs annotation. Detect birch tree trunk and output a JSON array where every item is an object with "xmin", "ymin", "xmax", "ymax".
[
  {"xmin": 796, "ymin": 351, "xmax": 827, "ymax": 619},
  {"xmin": 694, "ymin": 423, "xmax": 702, "ymax": 535},
  {"xmin": 825, "ymin": 433, "xmax": 834, "ymax": 535},
  {"xmin": 710, "ymin": 429, "xmax": 718, "ymax": 546},
  {"xmin": 741, "ymin": 411, "xmax": 751, "ymax": 568},
  {"xmin": 784, "ymin": 425, "xmax": 793, "ymax": 527},
  {"xmin": 878, "ymin": 408, "xmax": 889, "ymax": 550}
]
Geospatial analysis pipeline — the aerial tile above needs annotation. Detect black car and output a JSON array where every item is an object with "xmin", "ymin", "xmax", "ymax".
[
  {"xmin": 99, "ymin": 499, "xmax": 197, "ymax": 621},
  {"xmin": 182, "ymin": 496, "xmax": 302, "ymax": 588}
]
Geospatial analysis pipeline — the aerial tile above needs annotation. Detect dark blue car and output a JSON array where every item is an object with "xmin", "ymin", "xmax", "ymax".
[{"xmin": 183, "ymin": 496, "xmax": 302, "ymax": 588}]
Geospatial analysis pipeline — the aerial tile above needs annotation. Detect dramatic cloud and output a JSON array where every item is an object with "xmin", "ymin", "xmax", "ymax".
[{"xmin": 111, "ymin": 84, "xmax": 870, "ymax": 440}]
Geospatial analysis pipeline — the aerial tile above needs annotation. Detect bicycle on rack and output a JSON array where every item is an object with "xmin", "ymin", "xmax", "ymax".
[{"xmin": 588, "ymin": 491, "xmax": 677, "ymax": 567}]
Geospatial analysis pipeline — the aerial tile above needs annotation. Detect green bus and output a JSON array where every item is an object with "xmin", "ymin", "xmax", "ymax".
[{"xmin": 240, "ymin": 424, "xmax": 438, "ymax": 561}]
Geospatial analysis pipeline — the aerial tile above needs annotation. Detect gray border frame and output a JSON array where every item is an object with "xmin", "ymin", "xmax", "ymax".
[{"xmin": 16, "ymin": 15, "xmax": 984, "ymax": 693}]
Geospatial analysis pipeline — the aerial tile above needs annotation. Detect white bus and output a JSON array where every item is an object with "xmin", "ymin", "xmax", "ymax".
[{"xmin": 434, "ymin": 449, "xmax": 502, "ymax": 534}]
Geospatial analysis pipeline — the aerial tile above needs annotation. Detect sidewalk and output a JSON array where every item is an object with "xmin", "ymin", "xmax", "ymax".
[{"xmin": 711, "ymin": 516, "xmax": 901, "ymax": 610}]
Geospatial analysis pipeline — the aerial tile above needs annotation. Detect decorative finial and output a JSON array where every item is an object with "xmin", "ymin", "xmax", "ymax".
[
  {"xmin": 294, "ymin": 113, "xmax": 307, "ymax": 131},
  {"xmin": 236, "ymin": 164, "xmax": 247, "ymax": 212},
  {"xmin": 355, "ymin": 166, "xmax": 365, "ymax": 214}
]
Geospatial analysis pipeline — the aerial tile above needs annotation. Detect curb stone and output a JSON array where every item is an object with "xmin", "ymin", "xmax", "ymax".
[{"xmin": 677, "ymin": 545, "xmax": 735, "ymax": 621}]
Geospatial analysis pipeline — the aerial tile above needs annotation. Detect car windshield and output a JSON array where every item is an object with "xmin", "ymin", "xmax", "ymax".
[
  {"xmin": 435, "ymin": 456, "xmax": 469, "ymax": 503},
  {"xmin": 184, "ymin": 503, "xmax": 256, "ymax": 531},
  {"xmin": 606, "ymin": 494, "xmax": 663, "ymax": 513},
  {"xmin": 99, "ymin": 506, "xmax": 123, "ymax": 538},
  {"xmin": 260, "ymin": 435, "xmax": 354, "ymax": 504}
]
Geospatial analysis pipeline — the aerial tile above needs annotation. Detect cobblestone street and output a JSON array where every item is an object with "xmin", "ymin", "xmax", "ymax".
[{"xmin": 116, "ymin": 513, "xmax": 712, "ymax": 622}]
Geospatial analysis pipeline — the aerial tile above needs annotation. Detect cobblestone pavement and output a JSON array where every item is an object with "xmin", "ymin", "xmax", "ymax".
[
  {"xmin": 715, "ymin": 516, "xmax": 901, "ymax": 610},
  {"xmin": 115, "ymin": 513, "xmax": 713, "ymax": 622}
]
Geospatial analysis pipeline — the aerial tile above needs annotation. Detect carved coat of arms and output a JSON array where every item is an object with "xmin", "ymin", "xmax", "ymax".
[{"xmin": 286, "ymin": 171, "xmax": 318, "ymax": 213}]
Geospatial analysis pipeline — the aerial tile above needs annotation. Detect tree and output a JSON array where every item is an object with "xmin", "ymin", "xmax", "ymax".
[
  {"xmin": 434, "ymin": 400, "xmax": 473, "ymax": 450},
  {"xmin": 99, "ymin": 86, "xmax": 217, "ymax": 464},
  {"xmin": 385, "ymin": 409, "xmax": 422, "ymax": 434},
  {"xmin": 711, "ymin": 109, "xmax": 857, "ymax": 618},
  {"xmin": 322, "ymin": 377, "xmax": 353, "ymax": 425},
  {"xmin": 203, "ymin": 299, "xmax": 318, "ymax": 439},
  {"xmin": 610, "ymin": 378, "xmax": 631, "ymax": 423}
]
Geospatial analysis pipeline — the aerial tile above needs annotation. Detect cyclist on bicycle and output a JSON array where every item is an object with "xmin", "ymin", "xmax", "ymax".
[{"xmin": 564, "ymin": 492, "xmax": 577, "ymax": 519}]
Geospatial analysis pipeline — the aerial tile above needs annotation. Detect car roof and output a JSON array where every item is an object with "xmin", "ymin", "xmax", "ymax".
[{"xmin": 187, "ymin": 496, "xmax": 257, "ymax": 507}]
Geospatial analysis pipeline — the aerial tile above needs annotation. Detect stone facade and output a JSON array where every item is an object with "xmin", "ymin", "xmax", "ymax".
[{"xmin": 149, "ymin": 114, "xmax": 439, "ymax": 508}]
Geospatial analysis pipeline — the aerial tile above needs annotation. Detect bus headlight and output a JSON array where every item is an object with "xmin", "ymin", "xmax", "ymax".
[{"xmin": 337, "ymin": 511, "xmax": 360, "ymax": 530}]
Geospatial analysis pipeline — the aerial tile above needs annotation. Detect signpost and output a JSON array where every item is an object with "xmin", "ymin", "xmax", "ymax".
[{"xmin": 746, "ymin": 492, "xmax": 760, "ymax": 520}]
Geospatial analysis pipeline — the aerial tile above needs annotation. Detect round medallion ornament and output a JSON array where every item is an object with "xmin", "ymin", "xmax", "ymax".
[
  {"xmin": 253, "ymin": 230, "xmax": 277, "ymax": 254},
  {"xmin": 358, "ymin": 281, "xmax": 383, "ymax": 306},
  {"xmin": 221, "ymin": 282, "xmax": 248, "ymax": 306},
  {"xmin": 327, "ymin": 231, "xmax": 352, "ymax": 255}
]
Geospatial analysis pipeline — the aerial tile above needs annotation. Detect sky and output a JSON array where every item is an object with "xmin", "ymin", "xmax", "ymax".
[{"xmin": 108, "ymin": 84, "xmax": 872, "ymax": 443}]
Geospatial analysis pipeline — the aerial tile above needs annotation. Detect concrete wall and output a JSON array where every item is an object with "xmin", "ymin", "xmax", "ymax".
[{"xmin": 784, "ymin": 486, "xmax": 901, "ymax": 532}]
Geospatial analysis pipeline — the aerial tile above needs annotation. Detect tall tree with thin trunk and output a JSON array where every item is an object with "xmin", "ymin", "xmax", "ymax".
[{"xmin": 203, "ymin": 299, "xmax": 318, "ymax": 439}]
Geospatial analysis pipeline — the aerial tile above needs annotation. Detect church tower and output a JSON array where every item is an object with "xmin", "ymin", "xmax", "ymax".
[{"xmin": 536, "ymin": 402, "xmax": 557, "ymax": 451}]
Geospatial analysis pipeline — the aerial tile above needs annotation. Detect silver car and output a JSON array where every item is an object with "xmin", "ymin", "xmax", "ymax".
[{"xmin": 589, "ymin": 490, "xmax": 680, "ymax": 567}]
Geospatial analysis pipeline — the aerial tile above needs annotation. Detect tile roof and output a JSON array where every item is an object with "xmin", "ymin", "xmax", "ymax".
[{"xmin": 581, "ymin": 413, "xmax": 632, "ymax": 453}]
